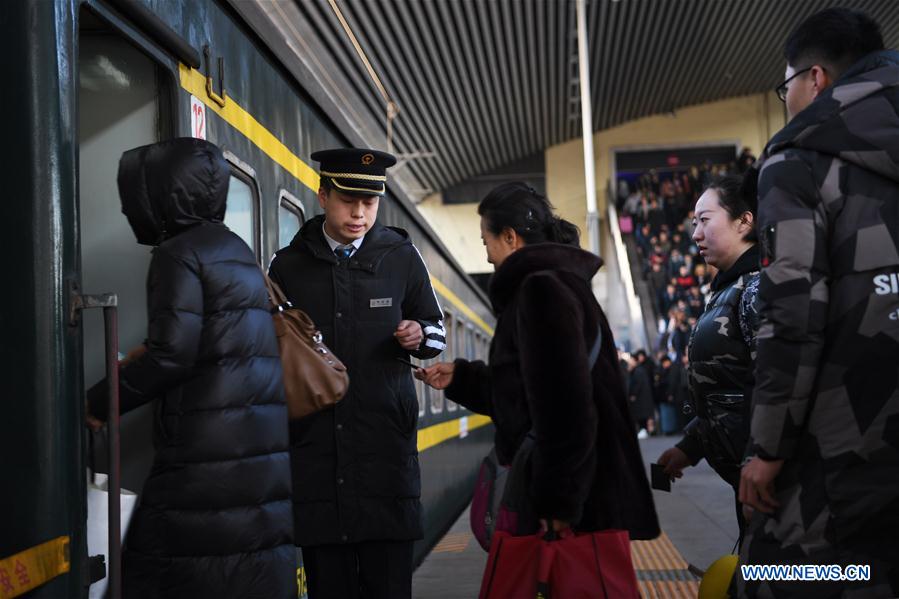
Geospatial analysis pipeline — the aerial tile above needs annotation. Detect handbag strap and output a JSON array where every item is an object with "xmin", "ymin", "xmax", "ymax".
[
  {"xmin": 519, "ymin": 322, "xmax": 606, "ymax": 515},
  {"xmin": 260, "ymin": 268, "xmax": 291, "ymax": 312},
  {"xmin": 588, "ymin": 322, "xmax": 603, "ymax": 371},
  {"xmin": 525, "ymin": 322, "xmax": 604, "ymax": 445},
  {"xmin": 590, "ymin": 532, "xmax": 612, "ymax": 598}
]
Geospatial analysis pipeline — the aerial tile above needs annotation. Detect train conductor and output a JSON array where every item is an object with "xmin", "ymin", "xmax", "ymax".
[{"xmin": 269, "ymin": 148, "xmax": 446, "ymax": 599}]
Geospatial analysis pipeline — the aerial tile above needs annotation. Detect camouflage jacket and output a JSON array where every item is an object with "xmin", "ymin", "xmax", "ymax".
[{"xmin": 750, "ymin": 50, "xmax": 899, "ymax": 532}]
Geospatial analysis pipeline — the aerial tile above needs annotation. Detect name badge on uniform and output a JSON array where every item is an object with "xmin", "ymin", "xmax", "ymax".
[{"xmin": 370, "ymin": 297, "xmax": 393, "ymax": 308}]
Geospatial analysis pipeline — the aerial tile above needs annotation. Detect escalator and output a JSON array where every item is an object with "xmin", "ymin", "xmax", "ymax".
[
  {"xmin": 597, "ymin": 187, "xmax": 659, "ymax": 353},
  {"xmin": 622, "ymin": 229, "xmax": 663, "ymax": 350}
]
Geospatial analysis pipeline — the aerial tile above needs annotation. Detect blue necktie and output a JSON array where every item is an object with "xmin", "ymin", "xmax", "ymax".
[{"xmin": 334, "ymin": 245, "xmax": 353, "ymax": 260}]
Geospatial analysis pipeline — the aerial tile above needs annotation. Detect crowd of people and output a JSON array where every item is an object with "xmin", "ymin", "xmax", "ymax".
[{"xmin": 616, "ymin": 157, "xmax": 754, "ymax": 438}]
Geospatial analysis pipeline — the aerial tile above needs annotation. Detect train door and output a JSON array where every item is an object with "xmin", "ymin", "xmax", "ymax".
[{"xmin": 78, "ymin": 8, "xmax": 171, "ymax": 494}]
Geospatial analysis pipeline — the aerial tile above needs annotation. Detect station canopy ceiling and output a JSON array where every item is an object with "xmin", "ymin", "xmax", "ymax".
[{"xmin": 236, "ymin": 0, "xmax": 899, "ymax": 197}]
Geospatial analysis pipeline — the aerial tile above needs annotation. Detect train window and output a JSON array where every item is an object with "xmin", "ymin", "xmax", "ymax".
[
  {"xmin": 455, "ymin": 317, "xmax": 466, "ymax": 362},
  {"xmin": 225, "ymin": 175, "xmax": 255, "ymax": 248},
  {"xmin": 428, "ymin": 358, "xmax": 444, "ymax": 414},
  {"xmin": 416, "ymin": 375, "xmax": 426, "ymax": 417},
  {"xmin": 422, "ymin": 362, "xmax": 432, "ymax": 413},
  {"xmin": 465, "ymin": 325, "xmax": 475, "ymax": 360},
  {"xmin": 477, "ymin": 332, "xmax": 488, "ymax": 361},
  {"xmin": 443, "ymin": 311, "xmax": 454, "ymax": 361},
  {"xmin": 223, "ymin": 152, "xmax": 260, "ymax": 258},
  {"xmin": 443, "ymin": 312, "xmax": 458, "ymax": 411},
  {"xmin": 278, "ymin": 190, "xmax": 306, "ymax": 248}
]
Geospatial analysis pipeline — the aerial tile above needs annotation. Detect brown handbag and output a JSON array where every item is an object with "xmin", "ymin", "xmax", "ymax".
[{"xmin": 262, "ymin": 272, "xmax": 349, "ymax": 420}]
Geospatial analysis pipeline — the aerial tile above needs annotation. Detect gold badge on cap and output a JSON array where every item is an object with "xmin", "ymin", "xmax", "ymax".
[{"xmin": 361, "ymin": 153, "xmax": 374, "ymax": 165}]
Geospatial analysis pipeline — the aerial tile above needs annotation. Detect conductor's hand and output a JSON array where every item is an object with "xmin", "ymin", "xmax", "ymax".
[
  {"xmin": 394, "ymin": 320, "xmax": 423, "ymax": 351},
  {"xmin": 415, "ymin": 362, "xmax": 455, "ymax": 390},
  {"xmin": 658, "ymin": 446, "xmax": 690, "ymax": 480}
]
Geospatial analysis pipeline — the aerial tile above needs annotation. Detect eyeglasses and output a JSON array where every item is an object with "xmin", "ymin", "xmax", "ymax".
[{"xmin": 775, "ymin": 67, "xmax": 812, "ymax": 102}]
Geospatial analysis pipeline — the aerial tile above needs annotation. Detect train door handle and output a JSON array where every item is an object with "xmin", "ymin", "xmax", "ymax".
[
  {"xmin": 70, "ymin": 284, "xmax": 122, "ymax": 599},
  {"xmin": 203, "ymin": 44, "xmax": 226, "ymax": 107}
]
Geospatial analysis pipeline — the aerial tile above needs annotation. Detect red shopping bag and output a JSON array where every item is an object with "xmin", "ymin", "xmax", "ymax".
[
  {"xmin": 546, "ymin": 529, "xmax": 640, "ymax": 598},
  {"xmin": 479, "ymin": 529, "xmax": 640, "ymax": 599},
  {"xmin": 478, "ymin": 532, "xmax": 540, "ymax": 599}
]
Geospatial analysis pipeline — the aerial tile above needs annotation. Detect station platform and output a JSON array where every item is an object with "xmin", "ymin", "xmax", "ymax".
[{"xmin": 412, "ymin": 435, "xmax": 738, "ymax": 598}]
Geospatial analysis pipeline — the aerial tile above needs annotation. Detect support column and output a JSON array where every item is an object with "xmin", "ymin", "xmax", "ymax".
[{"xmin": 576, "ymin": 0, "xmax": 599, "ymax": 256}]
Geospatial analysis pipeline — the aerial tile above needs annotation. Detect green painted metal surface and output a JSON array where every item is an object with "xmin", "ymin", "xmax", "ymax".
[{"xmin": 0, "ymin": 1, "xmax": 86, "ymax": 596}]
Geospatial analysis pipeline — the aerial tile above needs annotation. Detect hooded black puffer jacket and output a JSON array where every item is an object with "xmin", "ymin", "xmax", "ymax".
[{"xmin": 90, "ymin": 138, "xmax": 295, "ymax": 598}]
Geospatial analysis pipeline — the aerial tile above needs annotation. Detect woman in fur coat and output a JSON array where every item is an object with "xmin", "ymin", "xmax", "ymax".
[{"xmin": 417, "ymin": 183, "xmax": 659, "ymax": 539}]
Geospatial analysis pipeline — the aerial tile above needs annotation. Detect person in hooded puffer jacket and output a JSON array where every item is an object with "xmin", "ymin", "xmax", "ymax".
[{"xmin": 87, "ymin": 138, "xmax": 295, "ymax": 599}]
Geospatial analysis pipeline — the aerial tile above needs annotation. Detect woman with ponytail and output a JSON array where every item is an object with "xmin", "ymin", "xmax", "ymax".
[{"xmin": 417, "ymin": 182, "xmax": 659, "ymax": 541}]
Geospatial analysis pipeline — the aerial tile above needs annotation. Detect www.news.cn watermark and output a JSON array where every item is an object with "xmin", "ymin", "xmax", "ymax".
[{"xmin": 741, "ymin": 564, "xmax": 871, "ymax": 582}]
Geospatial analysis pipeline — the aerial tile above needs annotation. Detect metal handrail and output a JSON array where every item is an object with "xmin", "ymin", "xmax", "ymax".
[
  {"xmin": 606, "ymin": 200, "xmax": 648, "ymax": 351},
  {"xmin": 72, "ymin": 292, "xmax": 121, "ymax": 599}
]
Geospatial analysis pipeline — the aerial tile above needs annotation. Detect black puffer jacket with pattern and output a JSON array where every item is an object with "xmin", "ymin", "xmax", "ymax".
[{"xmin": 676, "ymin": 245, "xmax": 760, "ymax": 488}]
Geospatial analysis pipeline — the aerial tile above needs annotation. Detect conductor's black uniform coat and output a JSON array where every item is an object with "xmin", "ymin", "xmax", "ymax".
[{"xmin": 269, "ymin": 215, "xmax": 445, "ymax": 546}]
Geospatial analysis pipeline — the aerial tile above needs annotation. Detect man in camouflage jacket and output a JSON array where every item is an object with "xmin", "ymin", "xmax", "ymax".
[{"xmin": 739, "ymin": 8, "xmax": 899, "ymax": 598}]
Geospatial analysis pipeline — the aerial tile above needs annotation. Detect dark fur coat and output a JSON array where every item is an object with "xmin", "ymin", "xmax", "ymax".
[{"xmin": 446, "ymin": 243, "xmax": 659, "ymax": 539}]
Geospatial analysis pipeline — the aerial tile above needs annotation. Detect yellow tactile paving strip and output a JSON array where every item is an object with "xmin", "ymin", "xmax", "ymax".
[
  {"xmin": 431, "ymin": 532, "xmax": 472, "ymax": 554},
  {"xmin": 632, "ymin": 532, "xmax": 701, "ymax": 598},
  {"xmin": 632, "ymin": 532, "xmax": 689, "ymax": 570}
]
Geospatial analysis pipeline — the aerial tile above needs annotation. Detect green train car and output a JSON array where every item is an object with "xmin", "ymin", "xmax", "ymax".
[{"xmin": 1, "ymin": 1, "xmax": 494, "ymax": 596}]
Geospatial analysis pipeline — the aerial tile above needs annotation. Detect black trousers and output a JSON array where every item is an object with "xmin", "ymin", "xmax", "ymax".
[{"xmin": 301, "ymin": 540, "xmax": 413, "ymax": 599}]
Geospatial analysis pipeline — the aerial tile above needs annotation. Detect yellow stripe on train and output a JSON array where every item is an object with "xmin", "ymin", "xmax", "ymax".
[
  {"xmin": 429, "ymin": 277, "xmax": 494, "ymax": 336},
  {"xmin": 179, "ymin": 64, "xmax": 320, "ymax": 193},
  {"xmin": 417, "ymin": 414, "xmax": 492, "ymax": 453}
]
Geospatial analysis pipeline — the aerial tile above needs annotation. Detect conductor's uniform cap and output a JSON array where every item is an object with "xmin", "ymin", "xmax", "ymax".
[{"xmin": 311, "ymin": 148, "xmax": 397, "ymax": 196}]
